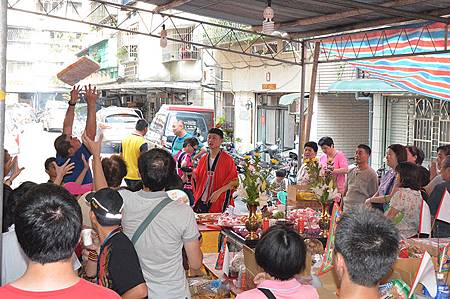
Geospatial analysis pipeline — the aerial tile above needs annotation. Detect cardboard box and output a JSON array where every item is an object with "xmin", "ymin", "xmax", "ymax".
[
  {"xmin": 243, "ymin": 238, "xmax": 450, "ymax": 297},
  {"xmin": 287, "ymin": 185, "xmax": 322, "ymax": 210},
  {"xmin": 243, "ymin": 245, "xmax": 312, "ymax": 288},
  {"xmin": 287, "ymin": 184, "xmax": 307, "ymax": 201},
  {"xmin": 243, "ymin": 245, "xmax": 263, "ymax": 290},
  {"xmin": 315, "ymin": 258, "xmax": 429, "ymax": 298},
  {"xmin": 406, "ymin": 238, "xmax": 450, "ymax": 258}
]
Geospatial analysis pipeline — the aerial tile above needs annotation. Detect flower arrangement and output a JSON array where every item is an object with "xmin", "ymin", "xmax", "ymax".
[
  {"xmin": 306, "ymin": 158, "xmax": 339, "ymax": 205},
  {"xmin": 239, "ymin": 152, "xmax": 270, "ymax": 206},
  {"xmin": 302, "ymin": 157, "xmax": 320, "ymax": 186}
]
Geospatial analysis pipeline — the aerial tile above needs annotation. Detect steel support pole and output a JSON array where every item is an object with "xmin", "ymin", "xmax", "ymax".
[
  {"xmin": 297, "ymin": 41, "xmax": 306, "ymax": 164},
  {"xmin": 0, "ymin": 0, "xmax": 8, "ymax": 284}
]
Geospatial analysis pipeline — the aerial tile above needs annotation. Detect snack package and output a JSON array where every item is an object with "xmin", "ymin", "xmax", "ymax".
[
  {"xmin": 379, "ymin": 279, "xmax": 417, "ymax": 299},
  {"xmin": 439, "ymin": 243, "xmax": 450, "ymax": 272},
  {"xmin": 305, "ymin": 239, "xmax": 325, "ymax": 256},
  {"xmin": 229, "ymin": 250, "xmax": 244, "ymax": 278}
]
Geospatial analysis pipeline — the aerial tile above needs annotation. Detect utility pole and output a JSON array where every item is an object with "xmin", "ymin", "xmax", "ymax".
[
  {"xmin": 297, "ymin": 41, "xmax": 306, "ymax": 163},
  {"xmin": 0, "ymin": 0, "xmax": 8, "ymax": 284}
]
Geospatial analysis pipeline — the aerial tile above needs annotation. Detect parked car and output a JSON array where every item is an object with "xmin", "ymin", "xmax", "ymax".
[
  {"xmin": 146, "ymin": 105, "xmax": 214, "ymax": 150},
  {"xmin": 42, "ymin": 101, "xmax": 68, "ymax": 132},
  {"xmin": 7, "ymin": 103, "xmax": 36, "ymax": 124},
  {"xmin": 96, "ymin": 106, "xmax": 142, "ymax": 154}
]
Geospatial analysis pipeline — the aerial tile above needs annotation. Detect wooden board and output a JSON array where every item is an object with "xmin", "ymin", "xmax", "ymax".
[{"xmin": 57, "ymin": 57, "xmax": 100, "ymax": 86}]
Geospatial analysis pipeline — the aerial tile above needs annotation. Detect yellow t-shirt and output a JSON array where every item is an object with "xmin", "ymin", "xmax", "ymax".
[{"xmin": 121, "ymin": 133, "xmax": 146, "ymax": 180}]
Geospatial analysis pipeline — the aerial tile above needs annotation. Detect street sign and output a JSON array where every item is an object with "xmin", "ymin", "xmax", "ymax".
[{"xmin": 262, "ymin": 83, "xmax": 277, "ymax": 90}]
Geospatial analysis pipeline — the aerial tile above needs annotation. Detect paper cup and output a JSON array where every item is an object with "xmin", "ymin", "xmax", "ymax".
[{"xmin": 81, "ymin": 228, "xmax": 93, "ymax": 246}]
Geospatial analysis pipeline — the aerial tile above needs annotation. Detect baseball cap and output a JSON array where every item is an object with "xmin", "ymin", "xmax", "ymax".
[{"xmin": 85, "ymin": 188, "xmax": 124, "ymax": 221}]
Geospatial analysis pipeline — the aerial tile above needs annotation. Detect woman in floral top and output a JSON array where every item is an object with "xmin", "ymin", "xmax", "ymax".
[
  {"xmin": 384, "ymin": 162, "xmax": 422, "ymax": 239},
  {"xmin": 366, "ymin": 144, "xmax": 408, "ymax": 212},
  {"xmin": 297, "ymin": 141, "xmax": 319, "ymax": 186}
]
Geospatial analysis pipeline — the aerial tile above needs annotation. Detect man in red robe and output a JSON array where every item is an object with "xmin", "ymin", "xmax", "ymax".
[{"xmin": 193, "ymin": 128, "xmax": 238, "ymax": 213}]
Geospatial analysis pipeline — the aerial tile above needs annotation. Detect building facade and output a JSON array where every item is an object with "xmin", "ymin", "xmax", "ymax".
[{"xmin": 6, "ymin": 0, "xmax": 88, "ymax": 108}]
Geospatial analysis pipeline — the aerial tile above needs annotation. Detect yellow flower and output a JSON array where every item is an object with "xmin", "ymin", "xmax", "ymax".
[
  {"xmin": 304, "ymin": 158, "xmax": 310, "ymax": 164},
  {"xmin": 312, "ymin": 157, "xmax": 318, "ymax": 162},
  {"xmin": 271, "ymin": 159, "xmax": 279, "ymax": 165},
  {"xmin": 244, "ymin": 155, "xmax": 251, "ymax": 160},
  {"xmin": 254, "ymin": 152, "xmax": 261, "ymax": 158},
  {"xmin": 261, "ymin": 180, "xmax": 267, "ymax": 191}
]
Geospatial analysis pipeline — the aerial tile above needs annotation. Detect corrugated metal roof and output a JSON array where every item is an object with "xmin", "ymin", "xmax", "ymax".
[{"xmin": 138, "ymin": 0, "xmax": 450, "ymax": 37}]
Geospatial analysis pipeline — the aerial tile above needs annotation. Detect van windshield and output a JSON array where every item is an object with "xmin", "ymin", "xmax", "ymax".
[
  {"xmin": 165, "ymin": 113, "xmax": 208, "ymax": 139},
  {"xmin": 105, "ymin": 114, "xmax": 140, "ymax": 124},
  {"xmin": 150, "ymin": 113, "xmax": 166, "ymax": 135}
]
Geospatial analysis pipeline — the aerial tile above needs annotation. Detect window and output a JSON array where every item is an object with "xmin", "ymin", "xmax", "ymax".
[
  {"xmin": 282, "ymin": 40, "xmax": 301, "ymax": 53},
  {"xmin": 223, "ymin": 93, "xmax": 234, "ymax": 131},
  {"xmin": 256, "ymin": 94, "xmax": 295, "ymax": 150},
  {"xmin": 149, "ymin": 113, "xmax": 166, "ymax": 135},
  {"xmin": 129, "ymin": 45, "xmax": 138, "ymax": 58},
  {"xmin": 7, "ymin": 61, "xmax": 33, "ymax": 73},
  {"xmin": 124, "ymin": 63, "xmax": 138, "ymax": 77},
  {"xmin": 162, "ymin": 26, "xmax": 199, "ymax": 62},
  {"xmin": 251, "ymin": 42, "xmax": 278, "ymax": 56},
  {"xmin": 105, "ymin": 114, "xmax": 140, "ymax": 123},
  {"xmin": 7, "ymin": 28, "xmax": 33, "ymax": 42}
]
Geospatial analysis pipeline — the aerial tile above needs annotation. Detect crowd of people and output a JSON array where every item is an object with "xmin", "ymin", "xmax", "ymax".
[
  {"xmin": 295, "ymin": 136, "xmax": 450, "ymax": 239},
  {"xmin": 0, "ymin": 84, "xmax": 449, "ymax": 298}
]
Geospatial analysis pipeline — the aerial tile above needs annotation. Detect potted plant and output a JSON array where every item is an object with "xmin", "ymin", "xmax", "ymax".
[
  {"xmin": 307, "ymin": 159, "xmax": 339, "ymax": 236},
  {"xmin": 239, "ymin": 153, "xmax": 270, "ymax": 241}
]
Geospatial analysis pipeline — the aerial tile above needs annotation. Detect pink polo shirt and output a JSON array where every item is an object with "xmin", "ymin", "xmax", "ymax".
[
  {"xmin": 235, "ymin": 278, "xmax": 319, "ymax": 299},
  {"xmin": 319, "ymin": 151, "xmax": 348, "ymax": 194}
]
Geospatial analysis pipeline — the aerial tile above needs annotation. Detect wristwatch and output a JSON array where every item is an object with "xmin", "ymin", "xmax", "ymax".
[{"xmin": 68, "ymin": 101, "xmax": 76, "ymax": 106}]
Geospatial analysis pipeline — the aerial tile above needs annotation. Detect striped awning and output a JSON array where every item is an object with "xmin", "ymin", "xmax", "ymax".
[{"xmin": 320, "ymin": 22, "xmax": 450, "ymax": 102}]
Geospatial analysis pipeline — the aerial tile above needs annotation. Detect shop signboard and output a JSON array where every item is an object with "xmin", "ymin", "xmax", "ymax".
[{"xmin": 262, "ymin": 83, "xmax": 276, "ymax": 90}]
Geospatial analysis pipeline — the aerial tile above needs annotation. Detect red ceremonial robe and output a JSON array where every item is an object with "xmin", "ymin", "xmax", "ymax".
[{"xmin": 193, "ymin": 150, "xmax": 238, "ymax": 213}]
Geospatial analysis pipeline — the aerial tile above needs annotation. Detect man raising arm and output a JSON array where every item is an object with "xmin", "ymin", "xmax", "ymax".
[{"xmin": 54, "ymin": 84, "xmax": 99, "ymax": 184}]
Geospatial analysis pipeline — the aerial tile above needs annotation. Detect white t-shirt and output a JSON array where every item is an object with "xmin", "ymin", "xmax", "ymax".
[
  {"xmin": 2, "ymin": 227, "xmax": 81, "ymax": 285},
  {"xmin": 119, "ymin": 190, "xmax": 200, "ymax": 299}
]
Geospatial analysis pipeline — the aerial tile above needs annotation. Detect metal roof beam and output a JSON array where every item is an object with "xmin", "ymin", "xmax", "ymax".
[
  {"xmin": 252, "ymin": 0, "xmax": 425, "ymax": 31},
  {"xmin": 153, "ymin": 0, "xmax": 192, "ymax": 13},
  {"xmin": 296, "ymin": 7, "xmax": 450, "ymax": 39},
  {"xmin": 93, "ymin": 0, "xmax": 295, "ymax": 43},
  {"xmin": 318, "ymin": 0, "xmax": 449, "ymax": 24},
  {"xmin": 7, "ymin": 0, "xmax": 304, "ymax": 66}
]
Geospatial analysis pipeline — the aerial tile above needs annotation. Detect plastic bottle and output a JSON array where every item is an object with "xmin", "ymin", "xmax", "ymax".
[
  {"xmin": 422, "ymin": 285, "xmax": 432, "ymax": 298},
  {"xmin": 310, "ymin": 254, "xmax": 323, "ymax": 288},
  {"xmin": 210, "ymin": 279, "xmax": 222, "ymax": 291},
  {"xmin": 436, "ymin": 272, "xmax": 450, "ymax": 299}
]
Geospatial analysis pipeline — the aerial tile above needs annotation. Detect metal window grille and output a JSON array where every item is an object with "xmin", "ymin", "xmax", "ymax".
[
  {"xmin": 412, "ymin": 98, "xmax": 433, "ymax": 165},
  {"xmin": 162, "ymin": 26, "xmax": 199, "ymax": 62}
]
